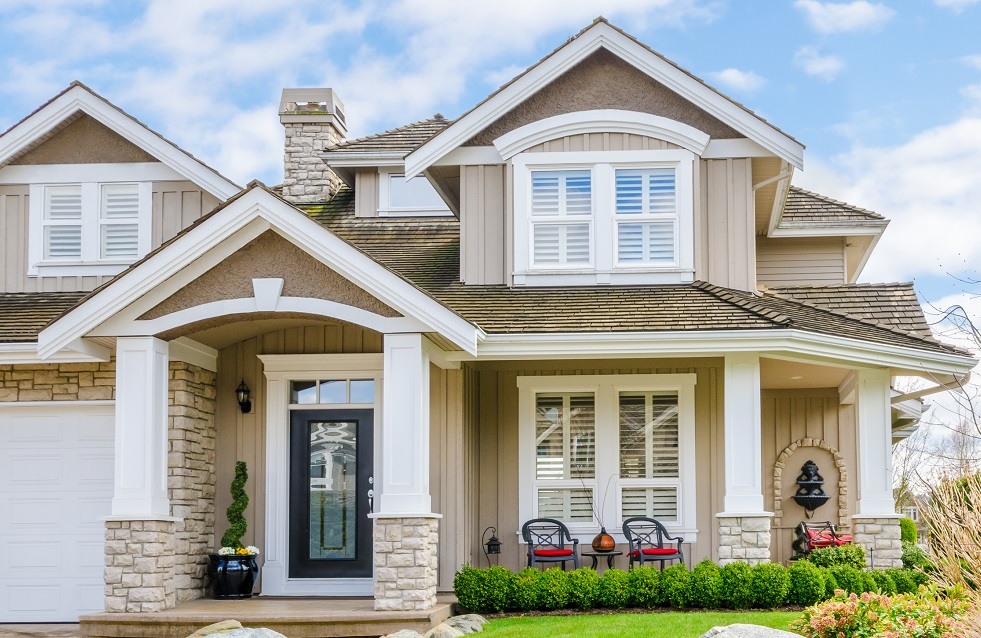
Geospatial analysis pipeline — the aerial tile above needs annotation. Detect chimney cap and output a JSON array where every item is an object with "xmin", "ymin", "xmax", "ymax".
[{"xmin": 279, "ymin": 88, "xmax": 346, "ymax": 133}]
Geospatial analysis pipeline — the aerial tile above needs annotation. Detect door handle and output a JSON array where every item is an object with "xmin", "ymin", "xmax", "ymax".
[{"xmin": 368, "ymin": 476, "xmax": 374, "ymax": 513}]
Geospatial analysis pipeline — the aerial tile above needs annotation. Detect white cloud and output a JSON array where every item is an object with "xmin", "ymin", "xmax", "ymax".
[
  {"xmin": 794, "ymin": 46, "xmax": 845, "ymax": 81},
  {"xmin": 794, "ymin": 0, "xmax": 895, "ymax": 34},
  {"xmin": 935, "ymin": 0, "xmax": 981, "ymax": 12},
  {"xmin": 962, "ymin": 54, "xmax": 981, "ymax": 70},
  {"xmin": 708, "ymin": 68, "xmax": 766, "ymax": 93}
]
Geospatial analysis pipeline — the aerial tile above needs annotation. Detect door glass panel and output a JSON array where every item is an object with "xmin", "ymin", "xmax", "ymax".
[
  {"xmin": 318, "ymin": 380, "xmax": 347, "ymax": 404},
  {"xmin": 349, "ymin": 380, "xmax": 374, "ymax": 404},
  {"xmin": 291, "ymin": 380, "xmax": 318, "ymax": 404},
  {"xmin": 308, "ymin": 421, "xmax": 357, "ymax": 560}
]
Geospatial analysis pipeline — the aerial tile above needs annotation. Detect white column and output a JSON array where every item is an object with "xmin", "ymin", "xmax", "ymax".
[
  {"xmin": 377, "ymin": 333, "xmax": 433, "ymax": 515},
  {"xmin": 856, "ymin": 368, "xmax": 896, "ymax": 516},
  {"xmin": 111, "ymin": 336, "xmax": 170, "ymax": 518},
  {"xmin": 720, "ymin": 352, "xmax": 766, "ymax": 514}
]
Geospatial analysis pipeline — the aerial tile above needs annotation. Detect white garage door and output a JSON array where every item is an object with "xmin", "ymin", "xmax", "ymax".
[{"xmin": 0, "ymin": 404, "xmax": 114, "ymax": 622}]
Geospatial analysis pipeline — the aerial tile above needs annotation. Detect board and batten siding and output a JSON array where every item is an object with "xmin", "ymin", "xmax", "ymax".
[
  {"xmin": 460, "ymin": 164, "xmax": 507, "ymax": 284},
  {"xmin": 470, "ymin": 358, "xmax": 725, "ymax": 571},
  {"xmin": 756, "ymin": 237, "xmax": 847, "ymax": 286},
  {"xmin": 697, "ymin": 158, "xmax": 755, "ymax": 291},
  {"xmin": 0, "ymin": 181, "xmax": 218, "ymax": 293},
  {"xmin": 354, "ymin": 170, "xmax": 380, "ymax": 218},
  {"xmin": 761, "ymin": 389, "xmax": 858, "ymax": 564}
]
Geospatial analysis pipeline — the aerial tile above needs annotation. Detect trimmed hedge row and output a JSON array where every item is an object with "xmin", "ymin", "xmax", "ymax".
[{"xmin": 453, "ymin": 560, "xmax": 930, "ymax": 614}]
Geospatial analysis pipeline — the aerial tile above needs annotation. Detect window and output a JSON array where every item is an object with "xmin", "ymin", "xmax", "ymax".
[
  {"xmin": 378, "ymin": 168, "xmax": 451, "ymax": 216},
  {"xmin": 30, "ymin": 181, "xmax": 151, "ymax": 275},
  {"xmin": 289, "ymin": 379, "xmax": 376, "ymax": 405},
  {"xmin": 518, "ymin": 374, "xmax": 697, "ymax": 541},
  {"xmin": 513, "ymin": 149, "xmax": 694, "ymax": 285}
]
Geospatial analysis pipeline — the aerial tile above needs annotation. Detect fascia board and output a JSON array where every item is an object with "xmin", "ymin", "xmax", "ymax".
[
  {"xmin": 0, "ymin": 341, "xmax": 109, "ymax": 363},
  {"xmin": 404, "ymin": 22, "xmax": 803, "ymax": 178},
  {"xmin": 769, "ymin": 225, "xmax": 886, "ymax": 238},
  {"xmin": 0, "ymin": 86, "xmax": 240, "ymax": 200},
  {"xmin": 323, "ymin": 153, "xmax": 406, "ymax": 168}
]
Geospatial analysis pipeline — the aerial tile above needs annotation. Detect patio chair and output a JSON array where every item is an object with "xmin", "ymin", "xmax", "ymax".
[
  {"xmin": 622, "ymin": 516, "xmax": 684, "ymax": 570},
  {"xmin": 791, "ymin": 520, "xmax": 852, "ymax": 558},
  {"xmin": 521, "ymin": 518, "xmax": 579, "ymax": 570}
]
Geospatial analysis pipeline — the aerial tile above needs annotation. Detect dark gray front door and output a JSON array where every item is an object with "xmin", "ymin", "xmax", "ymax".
[{"xmin": 288, "ymin": 409, "xmax": 373, "ymax": 578}]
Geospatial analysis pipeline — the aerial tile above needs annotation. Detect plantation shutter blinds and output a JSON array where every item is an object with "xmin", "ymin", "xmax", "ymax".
[
  {"xmin": 618, "ymin": 391, "xmax": 681, "ymax": 522},
  {"xmin": 535, "ymin": 393, "xmax": 596, "ymax": 522},
  {"xmin": 42, "ymin": 186, "xmax": 83, "ymax": 259},
  {"xmin": 530, "ymin": 170, "xmax": 592, "ymax": 266},
  {"xmin": 615, "ymin": 167, "xmax": 677, "ymax": 265},
  {"xmin": 100, "ymin": 184, "xmax": 140, "ymax": 259}
]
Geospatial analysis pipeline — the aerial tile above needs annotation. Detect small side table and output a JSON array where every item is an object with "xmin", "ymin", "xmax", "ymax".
[{"xmin": 581, "ymin": 550, "xmax": 623, "ymax": 569}]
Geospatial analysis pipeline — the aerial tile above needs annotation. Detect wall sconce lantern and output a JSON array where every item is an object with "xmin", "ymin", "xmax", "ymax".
[
  {"xmin": 482, "ymin": 526, "xmax": 501, "ymax": 566},
  {"xmin": 236, "ymin": 380, "xmax": 252, "ymax": 414}
]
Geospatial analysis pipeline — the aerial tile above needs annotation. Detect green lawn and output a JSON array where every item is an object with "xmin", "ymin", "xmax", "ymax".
[{"xmin": 479, "ymin": 611, "xmax": 803, "ymax": 638}]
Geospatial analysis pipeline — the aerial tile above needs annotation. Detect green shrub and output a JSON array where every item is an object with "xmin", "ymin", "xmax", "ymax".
[
  {"xmin": 660, "ymin": 563, "xmax": 692, "ymax": 609},
  {"xmin": 512, "ymin": 567, "xmax": 541, "ymax": 610},
  {"xmin": 888, "ymin": 568, "xmax": 917, "ymax": 594},
  {"xmin": 867, "ymin": 569, "xmax": 897, "ymax": 595},
  {"xmin": 535, "ymin": 568, "xmax": 571, "ymax": 610},
  {"xmin": 689, "ymin": 559, "xmax": 723, "ymax": 608},
  {"xmin": 566, "ymin": 568, "xmax": 599, "ymax": 610},
  {"xmin": 719, "ymin": 562, "xmax": 755, "ymax": 609},
  {"xmin": 805, "ymin": 544, "xmax": 866, "ymax": 570},
  {"xmin": 902, "ymin": 540, "xmax": 932, "ymax": 570},
  {"xmin": 828, "ymin": 565, "xmax": 864, "ymax": 594},
  {"xmin": 910, "ymin": 569, "xmax": 930, "ymax": 588},
  {"xmin": 627, "ymin": 565, "xmax": 664, "ymax": 608},
  {"xmin": 899, "ymin": 517, "xmax": 917, "ymax": 544},
  {"xmin": 787, "ymin": 560, "xmax": 826, "ymax": 606},
  {"xmin": 597, "ymin": 568, "xmax": 631, "ymax": 609},
  {"xmin": 221, "ymin": 460, "xmax": 249, "ymax": 548},
  {"xmin": 821, "ymin": 568, "xmax": 838, "ymax": 599},
  {"xmin": 453, "ymin": 565, "xmax": 516, "ymax": 613},
  {"xmin": 750, "ymin": 562, "xmax": 789, "ymax": 609}
]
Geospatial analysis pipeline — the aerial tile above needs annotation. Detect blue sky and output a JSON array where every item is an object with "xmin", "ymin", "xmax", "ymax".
[{"xmin": 1, "ymin": 0, "xmax": 980, "ymax": 315}]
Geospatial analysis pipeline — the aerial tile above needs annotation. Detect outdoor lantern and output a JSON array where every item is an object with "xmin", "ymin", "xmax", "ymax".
[
  {"xmin": 482, "ymin": 526, "xmax": 501, "ymax": 565},
  {"xmin": 236, "ymin": 380, "xmax": 252, "ymax": 414}
]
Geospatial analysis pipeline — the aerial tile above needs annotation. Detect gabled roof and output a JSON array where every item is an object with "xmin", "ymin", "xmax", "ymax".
[
  {"xmin": 782, "ymin": 187, "xmax": 886, "ymax": 227},
  {"xmin": 0, "ymin": 82, "xmax": 240, "ymax": 200},
  {"xmin": 404, "ymin": 18, "xmax": 805, "ymax": 177},
  {"xmin": 328, "ymin": 117, "xmax": 451, "ymax": 155},
  {"xmin": 0, "ymin": 292, "xmax": 87, "ymax": 343}
]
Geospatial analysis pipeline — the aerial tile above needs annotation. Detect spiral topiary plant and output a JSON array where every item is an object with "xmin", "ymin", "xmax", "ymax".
[{"xmin": 221, "ymin": 460, "xmax": 249, "ymax": 549}]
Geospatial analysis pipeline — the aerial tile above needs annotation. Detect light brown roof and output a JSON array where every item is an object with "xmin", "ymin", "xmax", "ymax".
[
  {"xmin": 783, "ymin": 186, "xmax": 885, "ymax": 225},
  {"xmin": 327, "ymin": 117, "xmax": 452, "ymax": 156},
  {"xmin": 0, "ymin": 292, "xmax": 88, "ymax": 343}
]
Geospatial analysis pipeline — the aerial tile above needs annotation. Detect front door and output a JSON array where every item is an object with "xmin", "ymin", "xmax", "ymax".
[{"xmin": 288, "ymin": 409, "xmax": 373, "ymax": 578}]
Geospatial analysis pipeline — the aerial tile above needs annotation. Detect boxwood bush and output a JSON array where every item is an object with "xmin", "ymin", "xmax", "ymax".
[
  {"xmin": 689, "ymin": 559, "xmax": 723, "ymax": 608},
  {"xmin": 453, "ymin": 565, "xmax": 516, "ymax": 613},
  {"xmin": 787, "ymin": 560, "xmax": 826, "ymax": 606},
  {"xmin": 828, "ymin": 565, "xmax": 865, "ymax": 594},
  {"xmin": 805, "ymin": 544, "xmax": 866, "ymax": 570},
  {"xmin": 536, "ymin": 568, "xmax": 571, "ymax": 610},
  {"xmin": 751, "ymin": 562, "xmax": 790, "ymax": 608},
  {"xmin": 719, "ymin": 562, "xmax": 755, "ymax": 609},
  {"xmin": 867, "ymin": 568, "xmax": 897, "ymax": 594},
  {"xmin": 566, "ymin": 568, "xmax": 599, "ymax": 610},
  {"xmin": 512, "ymin": 567, "xmax": 541, "ymax": 610},
  {"xmin": 626, "ymin": 565, "xmax": 663, "ymax": 608},
  {"xmin": 597, "ymin": 568, "xmax": 631, "ymax": 609},
  {"xmin": 660, "ymin": 563, "xmax": 692, "ymax": 608},
  {"xmin": 899, "ymin": 516, "xmax": 917, "ymax": 544}
]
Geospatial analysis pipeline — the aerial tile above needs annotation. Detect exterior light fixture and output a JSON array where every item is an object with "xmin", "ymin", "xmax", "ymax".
[
  {"xmin": 236, "ymin": 380, "xmax": 252, "ymax": 414},
  {"xmin": 482, "ymin": 526, "xmax": 501, "ymax": 566}
]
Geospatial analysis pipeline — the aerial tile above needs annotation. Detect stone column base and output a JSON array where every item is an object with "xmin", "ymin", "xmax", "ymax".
[
  {"xmin": 372, "ymin": 517, "xmax": 439, "ymax": 611},
  {"xmin": 717, "ymin": 515, "xmax": 772, "ymax": 565},
  {"xmin": 104, "ymin": 520, "xmax": 177, "ymax": 612},
  {"xmin": 852, "ymin": 517, "xmax": 902, "ymax": 569}
]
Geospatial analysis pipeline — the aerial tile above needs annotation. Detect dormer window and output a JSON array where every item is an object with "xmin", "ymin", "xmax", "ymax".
[
  {"xmin": 514, "ymin": 149, "xmax": 694, "ymax": 286},
  {"xmin": 377, "ymin": 167, "xmax": 451, "ymax": 216}
]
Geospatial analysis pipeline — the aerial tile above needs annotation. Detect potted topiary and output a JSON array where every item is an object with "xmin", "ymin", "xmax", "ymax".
[{"xmin": 208, "ymin": 460, "xmax": 260, "ymax": 599}]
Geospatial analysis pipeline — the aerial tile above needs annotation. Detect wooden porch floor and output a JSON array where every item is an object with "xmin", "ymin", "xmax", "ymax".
[{"xmin": 79, "ymin": 595, "xmax": 456, "ymax": 638}]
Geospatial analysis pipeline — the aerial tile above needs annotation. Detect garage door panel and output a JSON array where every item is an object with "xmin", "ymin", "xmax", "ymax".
[{"xmin": 0, "ymin": 405, "xmax": 114, "ymax": 622}]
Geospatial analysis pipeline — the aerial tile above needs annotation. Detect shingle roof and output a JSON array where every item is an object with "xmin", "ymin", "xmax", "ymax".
[
  {"xmin": 326, "ymin": 117, "xmax": 452, "ymax": 156},
  {"xmin": 0, "ymin": 292, "xmax": 88, "ymax": 343},
  {"xmin": 783, "ymin": 187, "xmax": 885, "ymax": 225}
]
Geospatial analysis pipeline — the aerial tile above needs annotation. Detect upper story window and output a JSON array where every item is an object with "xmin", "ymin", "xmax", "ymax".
[
  {"xmin": 378, "ymin": 167, "xmax": 451, "ymax": 216},
  {"xmin": 513, "ymin": 149, "xmax": 695, "ymax": 286},
  {"xmin": 30, "ymin": 180, "xmax": 151, "ymax": 275}
]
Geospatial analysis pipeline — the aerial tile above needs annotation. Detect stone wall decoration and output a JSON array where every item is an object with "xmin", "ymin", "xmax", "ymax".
[
  {"xmin": 793, "ymin": 460, "xmax": 830, "ymax": 517},
  {"xmin": 772, "ymin": 438, "xmax": 849, "ymax": 528}
]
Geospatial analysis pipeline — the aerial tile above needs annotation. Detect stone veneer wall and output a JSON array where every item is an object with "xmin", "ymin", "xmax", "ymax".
[
  {"xmin": 717, "ymin": 516, "xmax": 772, "ymax": 565},
  {"xmin": 168, "ymin": 362, "xmax": 217, "ymax": 602},
  {"xmin": 0, "ymin": 361, "xmax": 115, "ymax": 401},
  {"xmin": 105, "ymin": 520, "xmax": 177, "ymax": 612},
  {"xmin": 282, "ymin": 122, "xmax": 342, "ymax": 203},
  {"xmin": 852, "ymin": 517, "xmax": 903, "ymax": 569},
  {"xmin": 373, "ymin": 517, "xmax": 439, "ymax": 611}
]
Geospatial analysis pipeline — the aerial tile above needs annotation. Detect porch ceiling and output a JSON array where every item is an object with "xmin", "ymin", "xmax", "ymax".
[
  {"xmin": 163, "ymin": 315, "xmax": 373, "ymax": 350},
  {"xmin": 760, "ymin": 357, "xmax": 850, "ymax": 390}
]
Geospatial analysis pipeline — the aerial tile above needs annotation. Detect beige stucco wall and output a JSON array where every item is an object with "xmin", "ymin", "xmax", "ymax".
[
  {"xmin": 11, "ymin": 115, "xmax": 157, "ymax": 165},
  {"xmin": 756, "ymin": 237, "xmax": 847, "ymax": 287}
]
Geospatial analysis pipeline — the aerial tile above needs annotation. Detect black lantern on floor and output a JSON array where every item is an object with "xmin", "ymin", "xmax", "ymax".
[
  {"xmin": 482, "ymin": 526, "xmax": 501, "ymax": 566},
  {"xmin": 236, "ymin": 380, "xmax": 252, "ymax": 414}
]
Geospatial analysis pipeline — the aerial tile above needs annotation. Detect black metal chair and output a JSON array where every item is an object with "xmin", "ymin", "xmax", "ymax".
[
  {"xmin": 622, "ymin": 516, "xmax": 684, "ymax": 570},
  {"xmin": 521, "ymin": 518, "xmax": 579, "ymax": 570}
]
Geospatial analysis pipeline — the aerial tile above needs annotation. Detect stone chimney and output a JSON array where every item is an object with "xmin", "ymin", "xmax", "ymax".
[{"xmin": 279, "ymin": 88, "xmax": 346, "ymax": 203}]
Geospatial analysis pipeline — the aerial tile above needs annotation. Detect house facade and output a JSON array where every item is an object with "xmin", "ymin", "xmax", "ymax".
[{"xmin": 0, "ymin": 19, "xmax": 974, "ymax": 622}]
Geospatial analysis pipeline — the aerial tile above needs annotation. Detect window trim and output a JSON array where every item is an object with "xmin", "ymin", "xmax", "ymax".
[
  {"xmin": 28, "ymin": 180, "xmax": 152, "ymax": 276},
  {"xmin": 376, "ymin": 167, "xmax": 452, "ymax": 217},
  {"xmin": 513, "ymin": 149, "xmax": 695, "ymax": 286},
  {"xmin": 517, "ymin": 373, "xmax": 698, "ymax": 543}
]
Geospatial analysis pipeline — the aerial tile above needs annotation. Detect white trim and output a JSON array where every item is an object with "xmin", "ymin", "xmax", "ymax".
[
  {"xmin": 260, "ymin": 353, "xmax": 384, "ymax": 596},
  {"xmin": 0, "ymin": 341, "xmax": 110, "ymax": 364},
  {"xmin": 0, "ymin": 84, "xmax": 240, "ymax": 199},
  {"xmin": 167, "ymin": 337, "xmax": 218, "ymax": 372},
  {"xmin": 769, "ymin": 225, "xmax": 885, "ymax": 238},
  {"xmin": 323, "ymin": 152, "xmax": 407, "ymax": 168},
  {"xmin": 37, "ymin": 187, "xmax": 479, "ymax": 358},
  {"xmin": 494, "ymin": 110, "xmax": 710, "ymax": 159},
  {"xmin": 0, "ymin": 162, "xmax": 183, "ymax": 184},
  {"xmin": 856, "ymin": 368, "xmax": 897, "ymax": 516},
  {"xmin": 404, "ymin": 21, "xmax": 804, "ymax": 178},
  {"xmin": 0, "ymin": 400, "xmax": 114, "ymax": 408},
  {"xmin": 376, "ymin": 167, "xmax": 453, "ymax": 216},
  {"xmin": 701, "ymin": 138, "xmax": 772, "ymax": 159},
  {"xmin": 721, "ymin": 353, "xmax": 764, "ymax": 514},
  {"xmin": 436, "ymin": 146, "xmax": 503, "ymax": 166},
  {"xmin": 516, "ymin": 373, "xmax": 698, "ymax": 543}
]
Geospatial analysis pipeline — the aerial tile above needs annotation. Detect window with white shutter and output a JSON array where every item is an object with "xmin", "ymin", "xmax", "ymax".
[
  {"xmin": 615, "ymin": 168, "xmax": 678, "ymax": 266},
  {"xmin": 42, "ymin": 186, "xmax": 83, "ymax": 260},
  {"xmin": 618, "ymin": 391, "xmax": 681, "ymax": 523},
  {"xmin": 530, "ymin": 170, "xmax": 592, "ymax": 267},
  {"xmin": 100, "ymin": 184, "xmax": 140, "ymax": 259},
  {"xmin": 534, "ymin": 392, "xmax": 596, "ymax": 522}
]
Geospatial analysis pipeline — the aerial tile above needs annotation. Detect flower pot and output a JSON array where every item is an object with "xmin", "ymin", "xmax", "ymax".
[
  {"xmin": 591, "ymin": 527, "xmax": 616, "ymax": 552},
  {"xmin": 208, "ymin": 554, "xmax": 260, "ymax": 599}
]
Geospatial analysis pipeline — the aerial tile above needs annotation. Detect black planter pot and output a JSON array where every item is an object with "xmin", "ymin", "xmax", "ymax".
[{"xmin": 208, "ymin": 554, "xmax": 259, "ymax": 599}]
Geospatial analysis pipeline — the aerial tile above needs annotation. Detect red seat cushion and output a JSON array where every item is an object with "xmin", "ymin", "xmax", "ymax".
[
  {"xmin": 833, "ymin": 536, "xmax": 853, "ymax": 546},
  {"xmin": 630, "ymin": 548, "xmax": 679, "ymax": 557},
  {"xmin": 530, "ymin": 548, "xmax": 574, "ymax": 557}
]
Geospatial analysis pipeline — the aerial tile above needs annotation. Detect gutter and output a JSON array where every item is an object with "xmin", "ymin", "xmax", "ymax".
[{"xmin": 891, "ymin": 372, "xmax": 973, "ymax": 403}]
